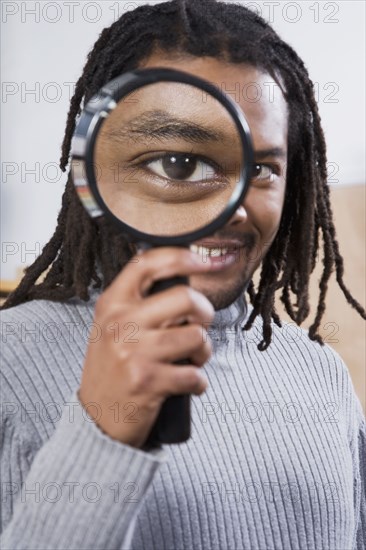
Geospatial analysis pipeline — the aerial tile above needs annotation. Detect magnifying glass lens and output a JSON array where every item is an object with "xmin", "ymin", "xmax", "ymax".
[{"xmin": 93, "ymin": 81, "xmax": 245, "ymax": 237}]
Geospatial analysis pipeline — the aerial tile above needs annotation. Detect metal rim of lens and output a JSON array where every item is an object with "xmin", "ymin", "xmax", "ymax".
[{"xmin": 71, "ymin": 67, "xmax": 254, "ymax": 246}]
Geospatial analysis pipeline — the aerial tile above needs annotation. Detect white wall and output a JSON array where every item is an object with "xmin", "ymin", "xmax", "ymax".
[{"xmin": 1, "ymin": 0, "xmax": 365, "ymax": 279}]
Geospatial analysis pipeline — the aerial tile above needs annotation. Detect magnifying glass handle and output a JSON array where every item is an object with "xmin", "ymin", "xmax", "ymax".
[{"xmin": 143, "ymin": 274, "xmax": 191, "ymax": 449}]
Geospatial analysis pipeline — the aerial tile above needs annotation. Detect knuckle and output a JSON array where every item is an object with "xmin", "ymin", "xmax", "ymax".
[
  {"xmin": 180, "ymin": 286, "xmax": 197, "ymax": 310},
  {"xmin": 193, "ymin": 346, "xmax": 211, "ymax": 367},
  {"xmin": 116, "ymin": 345, "xmax": 133, "ymax": 365},
  {"xmin": 166, "ymin": 252, "xmax": 183, "ymax": 270},
  {"xmin": 114, "ymin": 343, "xmax": 139, "ymax": 368},
  {"xmin": 189, "ymin": 324, "xmax": 206, "ymax": 347},
  {"xmin": 129, "ymin": 362, "xmax": 155, "ymax": 394},
  {"xmin": 185, "ymin": 367, "xmax": 202, "ymax": 388},
  {"xmin": 145, "ymin": 249, "xmax": 178, "ymax": 271},
  {"xmin": 159, "ymin": 248, "xmax": 188, "ymax": 267},
  {"xmin": 180, "ymin": 287, "xmax": 214, "ymax": 322},
  {"xmin": 199, "ymin": 296, "xmax": 215, "ymax": 321},
  {"xmin": 155, "ymin": 330, "xmax": 172, "ymax": 349}
]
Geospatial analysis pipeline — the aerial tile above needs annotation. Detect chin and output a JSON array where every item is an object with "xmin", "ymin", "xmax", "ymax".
[{"xmin": 190, "ymin": 272, "xmax": 251, "ymax": 311}]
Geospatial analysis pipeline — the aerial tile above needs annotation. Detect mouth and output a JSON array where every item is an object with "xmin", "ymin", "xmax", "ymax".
[
  {"xmin": 191, "ymin": 240, "xmax": 244, "ymax": 255},
  {"xmin": 190, "ymin": 241, "xmax": 244, "ymax": 270}
]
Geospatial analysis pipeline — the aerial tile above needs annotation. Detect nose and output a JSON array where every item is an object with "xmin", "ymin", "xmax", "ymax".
[{"xmin": 228, "ymin": 204, "xmax": 248, "ymax": 226}]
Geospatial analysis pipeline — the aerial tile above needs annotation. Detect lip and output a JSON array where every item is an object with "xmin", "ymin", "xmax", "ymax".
[{"xmin": 190, "ymin": 240, "xmax": 244, "ymax": 271}]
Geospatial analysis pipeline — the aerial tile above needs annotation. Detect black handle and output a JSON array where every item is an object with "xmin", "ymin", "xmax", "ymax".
[{"xmin": 143, "ymin": 275, "xmax": 191, "ymax": 449}]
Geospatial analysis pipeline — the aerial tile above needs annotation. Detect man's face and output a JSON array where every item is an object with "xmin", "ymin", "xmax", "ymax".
[{"xmin": 139, "ymin": 54, "xmax": 288, "ymax": 310}]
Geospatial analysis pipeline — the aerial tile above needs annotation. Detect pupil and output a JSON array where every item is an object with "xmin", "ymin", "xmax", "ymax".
[
  {"xmin": 162, "ymin": 154, "xmax": 197, "ymax": 180},
  {"xmin": 252, "ymin": 164, "xmax": 261, "ymax": 177}
]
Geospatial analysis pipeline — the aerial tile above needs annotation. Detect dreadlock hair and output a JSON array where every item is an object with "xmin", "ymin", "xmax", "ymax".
[{"xmin": 2, "ymin": 0, "xmax": 365, "ymax": 350}]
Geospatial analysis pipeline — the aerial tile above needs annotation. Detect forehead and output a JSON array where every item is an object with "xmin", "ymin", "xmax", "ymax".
[{"xmin": 140, "ymin": 54, "xmax": 289, "ymax": 151}]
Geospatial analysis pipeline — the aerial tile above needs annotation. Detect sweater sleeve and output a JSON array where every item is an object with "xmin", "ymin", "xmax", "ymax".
[
  {"xmin": 354, "ymin": 405, "xmax": 366, "ymax": 550},
  {"xmin": 336, "ymin": 350, "xmax": 366, "ymax": 550},
  {"xmin": 0, "ymin": 389, "xmax": 168, "ymax": 550}
]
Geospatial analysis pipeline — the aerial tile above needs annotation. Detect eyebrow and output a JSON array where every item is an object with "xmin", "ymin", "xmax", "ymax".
[
  {"xmin": 104, "ymin": 110, "xmax": 227, "ymax": 143},
  {"xmin": 254, "ymin": 147, "xmax": 286, "ymax": 160},
  {"xmin": 104, "ymin": 110, "xmax": 287, "ymax": 159}
]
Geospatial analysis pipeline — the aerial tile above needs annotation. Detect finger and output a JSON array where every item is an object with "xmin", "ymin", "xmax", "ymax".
[
  {"xmin": 140, "ymin": 325, "xmax": 212, "ymax": 365},
  {"xmin": 130, "ymin": 285, "xmax": 215, "ymax": 329},
  {"xmin": 155, "ymin": 364, "xmax": 209, "ymax": 397},
  {"xmin": 101, "ymin": 247, "xmax": 213, "ymax": 305}
]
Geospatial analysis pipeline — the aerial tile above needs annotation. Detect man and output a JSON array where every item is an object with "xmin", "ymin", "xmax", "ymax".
[{"xmin": 1, "ymin": 1, "xmax": 365, "ymax": 549}]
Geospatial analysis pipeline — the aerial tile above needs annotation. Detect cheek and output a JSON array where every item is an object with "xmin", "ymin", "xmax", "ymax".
[{"xmin": 244, "ymin": 182, "xmax": 286, "ymax": 246}]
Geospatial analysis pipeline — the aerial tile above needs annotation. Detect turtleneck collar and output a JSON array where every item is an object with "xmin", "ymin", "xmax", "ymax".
[
  {"xmin": 211, "ymin": 292, "xmax": 249, "ymax": 331},
  {"xmin": 205, "ymin": 292, "xmax": 253, "ymax": 353}
]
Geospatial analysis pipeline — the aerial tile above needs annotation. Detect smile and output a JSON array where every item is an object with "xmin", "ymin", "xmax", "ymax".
[
  {"xmin": 189, "ymin": 243, "xmax": 245, "ymax": 270},
  {"xmin": 190, "ymin": 239, "xmax": 244, "ymax": 256},
  {"xmin": 190, "ymin": 244, "xmax": 239, "ymax": 257}
]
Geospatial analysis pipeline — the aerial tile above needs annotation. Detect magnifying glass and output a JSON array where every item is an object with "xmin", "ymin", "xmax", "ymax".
[{"xmin": 70, "ymin": 68, "xmax": 253, "ymax": 448}]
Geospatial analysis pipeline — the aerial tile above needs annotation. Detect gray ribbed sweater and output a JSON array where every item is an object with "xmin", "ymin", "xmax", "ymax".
[{"xmin": 0, "ymin": 289, "xmax": 365, "ymax": 550}]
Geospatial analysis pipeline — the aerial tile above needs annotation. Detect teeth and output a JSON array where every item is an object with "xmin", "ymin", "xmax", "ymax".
[
  {"xmin": 190, "ymin": 244, "xmax": 229, "ymax": 257},
  {"xmin": 209, "ymin": 248, "xmax": 226, "ymax": 257}
]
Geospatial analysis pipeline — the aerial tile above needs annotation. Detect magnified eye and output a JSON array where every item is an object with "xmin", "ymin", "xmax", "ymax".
[{"xmin": 146, "ymin": 153, "xmax": 213, "ymax": 182}]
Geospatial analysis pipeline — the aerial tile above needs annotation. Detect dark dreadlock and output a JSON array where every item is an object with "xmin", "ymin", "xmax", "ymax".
[{"xmin": 2, "ymin": 0, "xmax": 365, "ymax": 350}]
